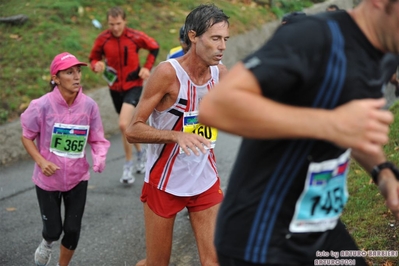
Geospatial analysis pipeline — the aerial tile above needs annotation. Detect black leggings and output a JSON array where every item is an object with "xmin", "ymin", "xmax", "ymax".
[{"xmin": 36, "ymin": 181, "xmax": 88, "ymax": 250}]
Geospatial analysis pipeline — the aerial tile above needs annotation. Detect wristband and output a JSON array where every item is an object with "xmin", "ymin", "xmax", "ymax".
[{"xmin": 371, "ymin": 161, "xmax": 399, "ymax": 185}]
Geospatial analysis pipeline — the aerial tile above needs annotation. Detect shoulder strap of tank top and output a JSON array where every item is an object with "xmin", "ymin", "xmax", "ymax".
[{"xmin": 210, "ymin": 65, "xmax": 220, "ymax": 84}]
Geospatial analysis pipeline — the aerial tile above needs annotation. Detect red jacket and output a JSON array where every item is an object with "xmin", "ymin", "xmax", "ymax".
[{"xmin": 89, "ymin": 27, "xmax": 159, "ymax": 91}]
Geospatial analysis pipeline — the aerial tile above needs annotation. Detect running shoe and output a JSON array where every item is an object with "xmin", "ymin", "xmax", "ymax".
[
  {"xmin": 120, "ymin": 162, "xmax": 135, "ymax": 184},
  {"xmin": 34, "ymin": 239, "xmax": 52, "ymax": 266}
]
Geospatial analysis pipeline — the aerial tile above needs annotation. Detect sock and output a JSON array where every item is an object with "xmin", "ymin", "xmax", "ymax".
[
  {"xmin": 124, "ymin": 160, "xmax": 133, "ymax": 167},
  {"xmin": 137, "ymin": 150, "xmax": 144, "ymax": 161},
  {"xmin": 43, "ymin": 239, "xmax": 53, "ymax": 248}
]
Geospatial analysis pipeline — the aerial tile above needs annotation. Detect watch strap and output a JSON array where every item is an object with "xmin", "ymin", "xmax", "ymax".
[{"xmin": 371, "ymin": 161, "xmax": 399, "ymax": 185}]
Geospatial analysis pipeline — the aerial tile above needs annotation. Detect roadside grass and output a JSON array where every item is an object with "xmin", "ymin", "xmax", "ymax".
[
  {"xmin": 342, "ymin": 102, "xmax": 399, "ymax": 266},
  {"xmin": 0, "ymin": 0, "xmax": 321, "ymax": 125},
  {"xmin": 1, "ymin": 0, "xmax": 314, "ymax": 125}
]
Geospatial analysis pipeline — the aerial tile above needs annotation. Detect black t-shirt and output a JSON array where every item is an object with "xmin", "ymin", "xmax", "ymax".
[{"xmin": 215, "ymin": 11, "xmax": 390, "ymax": 265}]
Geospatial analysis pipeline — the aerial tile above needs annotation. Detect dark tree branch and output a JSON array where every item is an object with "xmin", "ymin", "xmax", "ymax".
[{"xmin": 0, "ymin": 14, "xmax": 28, "ymax": 26}]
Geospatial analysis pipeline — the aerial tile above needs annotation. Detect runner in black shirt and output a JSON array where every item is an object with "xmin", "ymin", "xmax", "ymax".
[{"xmin": 199, "ymin": 0, "xmax": 399, "ymax": 265}]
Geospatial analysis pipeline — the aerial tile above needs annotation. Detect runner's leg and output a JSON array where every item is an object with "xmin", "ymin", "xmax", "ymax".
[
  {"xmin": 119, "ymin": 102, "xmax": 136, "ymax": 162},
  {"xmin": 143, "ymin": 202, "xmax": 176, "ymax": 266},
  {"xmin": 190, "ymin": 204, "xmax": 220, "ymax": 266},
  {"xmin": 59, "ymin": 181, "xmax": 87, "ymax": 265}
]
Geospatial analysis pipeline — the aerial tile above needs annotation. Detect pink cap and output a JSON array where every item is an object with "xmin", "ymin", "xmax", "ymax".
[{"xmin": 50, "ymin": 52, "xmax": 88, "ymax": 75}]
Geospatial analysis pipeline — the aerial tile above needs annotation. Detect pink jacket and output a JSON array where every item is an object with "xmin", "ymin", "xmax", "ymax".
[{"xmin": 20, "ymin": 87, "xmax": 110, "ymax": 191}]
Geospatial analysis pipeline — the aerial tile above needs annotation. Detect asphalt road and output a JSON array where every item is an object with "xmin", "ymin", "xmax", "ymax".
[{"xmin": 0, "ymin": 131, "xmax": 241, "ymax": 266}]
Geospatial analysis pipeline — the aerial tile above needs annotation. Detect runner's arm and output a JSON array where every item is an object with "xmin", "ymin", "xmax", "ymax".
[
  {"xmin": 125, "ymin": 62, "xmax": 211, "ymax": 155},
  {"xmin": 136, "ymin": 30, "xmax": 160, "ymax": 70},
  {"xmin": 88, "ymin": 104, "xmax": 110, "ymax": 173},
  {"xmin": 352, "ymin": 148, "xmax": 399, "ymax": 220},
  {"xmin": 88, "ymin": 35, "xmax": 105, "ymax": 72},
  {"xmin": 21, "ymin": 136, "xmax": 60, "ymax": 176},
  {"xmin": 198, "ymin": 62, "xmax": 393, "ymax": 155},
  {"xmin": 21, "ymin": 136, "xmax": 45, "ymax": 166}
]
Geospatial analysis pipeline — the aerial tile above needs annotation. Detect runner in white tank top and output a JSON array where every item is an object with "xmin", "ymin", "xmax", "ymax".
[
  {"xmin": 125, "ymin": 4, "xmax": 230, "ymax": 266},
  {"xmin": 145, "ymin": 58, "xmax": 219, "ymax": 196}
]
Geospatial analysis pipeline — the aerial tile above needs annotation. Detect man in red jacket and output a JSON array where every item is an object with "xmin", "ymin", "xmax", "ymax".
[{"xmin": 89, "ymin": 6, "xmax": 159, "ymax": 185}]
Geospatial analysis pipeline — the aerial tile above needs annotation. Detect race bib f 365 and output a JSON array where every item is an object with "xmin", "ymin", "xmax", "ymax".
[{"xmin": 50, "ymin": 123, "xmax": 90, "ymax": 158}]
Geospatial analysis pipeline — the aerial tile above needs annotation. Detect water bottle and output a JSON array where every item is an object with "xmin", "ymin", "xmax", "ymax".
[{"xmin": 92, "ymin": 19, "xmax": 102, "ymax": 29}]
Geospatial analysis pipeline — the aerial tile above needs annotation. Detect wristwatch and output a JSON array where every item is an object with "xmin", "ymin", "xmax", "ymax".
[{"xmin": 371, "ymin": 161, "xmax": 399, "ymax": 185}]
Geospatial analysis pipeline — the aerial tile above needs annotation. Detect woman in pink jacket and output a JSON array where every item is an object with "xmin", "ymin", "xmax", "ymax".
[{"xmin": 20, "ymin": 52, "xmax": 110, "ymax": 266}]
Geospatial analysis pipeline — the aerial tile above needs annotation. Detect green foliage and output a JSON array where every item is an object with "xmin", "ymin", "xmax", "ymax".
[
  {"xmin": 271, "ymin": 0, "xmax": 314, "ymax": 18},
  {"xmin": 0, "ymin": 0, "xmax": 273, "ymax": 125},
  {"xmin": 64, "ymin": 32, "xmax": 83, "ymax": 51},
  {"xmin": 271, "ymin": 6, "xmax": 285, "ymax": 18},
  {"xmin": 0, "ymin": 109, "xmax": 9, "ymax": 125},
  {"xmin": 0, "ymin": 0, "xmax": 318, "ymax": 125}
]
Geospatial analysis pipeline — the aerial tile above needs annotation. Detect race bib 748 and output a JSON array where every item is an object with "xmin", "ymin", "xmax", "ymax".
[{"xmin": 289, "ymin": 149, "xmax": 351, "ymax": 233}]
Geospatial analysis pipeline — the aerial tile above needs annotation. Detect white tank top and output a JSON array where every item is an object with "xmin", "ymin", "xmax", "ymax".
[{"xmin": 144, "ymin": 59, "xmax": 219, "ymax": 196}]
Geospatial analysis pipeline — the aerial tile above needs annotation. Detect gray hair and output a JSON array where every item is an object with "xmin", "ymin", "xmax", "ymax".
[{"xmin": 183, "ymin": 4, "xmax": 229, "ymax": 49}]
